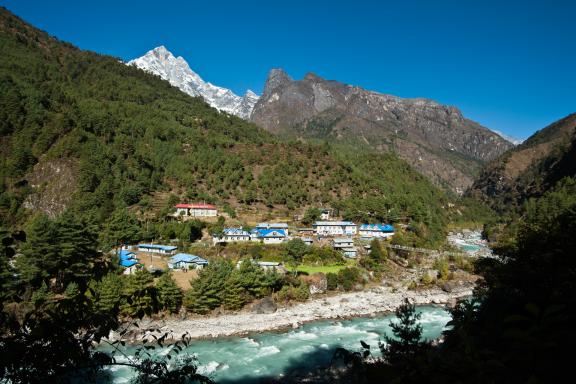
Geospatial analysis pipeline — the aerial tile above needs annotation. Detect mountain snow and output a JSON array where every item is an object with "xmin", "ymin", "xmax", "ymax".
[
  {"xmin": 128, "ymin": 46, "xmax": 259, "ymax": 119},
  {"xmin": 491, "ymin": 130, "xmax": 524, "ymax": 145}
]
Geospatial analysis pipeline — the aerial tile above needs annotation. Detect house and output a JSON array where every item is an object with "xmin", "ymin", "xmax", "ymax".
[
  {"xmin": 341, "ymin": 247, "xmax": 358, "ymax": 259},
  {"xmin": 332, "ymin": 238, "xmax": 355, "ymax": 249},
  {"xmin": 255, "ymin": 223, "xmax": 289, "ymax": 235},
  {"xmin": 257, "ymin": 261, "xmax": 288, "ymax": 274},
  {"xmin": 137, "ymin": 244, "xmax": 178, "ymax": 255},
  {"xmin": 332, "ymin": 238, "xmax": 357, "ymax": 259},
  {"xmin": 302, "ymin": 237, "xmax": 314, "ymax": 246},
  {"xmin": 313, "ymin": 221, "xmax": 357, "ymax": 236},
  {"xmin": 168, "ymin": 253, "xmax": 209, "ymax": 270},
  {"xmin": 213, "ymin": 227, "xmax": 251, "ymax": 244},
  {"xmin": 298, "ymin": 228, "xmax": 315, "ymax": 235},
  {"xmin": 237, "ymin": 259, "xmax": 288, "ymax": 274},
  {"xmin": 251, "ymin": 228, "xmax": 287, "ymax": 244},
  {"xmin": 320, "ymin": 209, "xmax": 331, "ymax": 220},
  {"xmin": 174, "ymin": 203, "xmax": 217, "ymax": 217},
  {"xmin": 119, "ymin": 250, "xmax": 139, "ymax": 274},
  {"xmin": 358, "ymin": 224, "xmax": 395, "ymax": 239}
]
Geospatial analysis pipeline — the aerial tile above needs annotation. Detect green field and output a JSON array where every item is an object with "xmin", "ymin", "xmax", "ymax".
[{"xmin": 287, "ymin": 263, "xmax": 353, "ymax": 274}]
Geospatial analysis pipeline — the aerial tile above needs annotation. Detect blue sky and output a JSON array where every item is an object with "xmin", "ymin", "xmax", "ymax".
[{"xmin": 2, "ymin": 0, "xmax": 574, "ymax": 140}]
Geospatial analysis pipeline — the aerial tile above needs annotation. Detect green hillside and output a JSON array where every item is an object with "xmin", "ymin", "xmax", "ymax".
[{"xmin": 0, "ymin": 8, "xmax": 484, "ymax": 246}]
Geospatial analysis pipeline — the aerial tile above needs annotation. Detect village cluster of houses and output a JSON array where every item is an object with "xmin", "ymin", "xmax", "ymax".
[
  {"xmin": 118, "ymin": 243, "xmax": 208, "ymax": 274},
  {"xmin": 118, "ymin": 204, "xmax": 397, "ymax": 273},
  {"xmin": 214, "ymin": 221, "xmax": 395, "ymax": 260}
]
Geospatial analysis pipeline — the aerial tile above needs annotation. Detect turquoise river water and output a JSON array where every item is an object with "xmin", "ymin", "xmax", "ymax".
[{"xmin": 99, "ymin": 305, "xmax": 451, "ymax": 383}]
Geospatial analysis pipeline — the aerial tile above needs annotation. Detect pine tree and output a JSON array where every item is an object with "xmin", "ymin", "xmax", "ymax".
[
  {"xmin": 184, "ymin": 279, "xmax": 221, "ymax": 314},
  {"xmin": 54, "ymin": 212, "xmax": 101, "ymax": 290},
  {"xmin": 100, "ymin": 209, "xmax": 141, "ymax": 250},
  {"xmin": 157, "ymin": 273, "xmax": 183, "ymax": 314},
  {"xmin": 380, "ymin": 299, "xmax": 428, "ymax": 367},
  {"xmin": 93, "ymin": 273, "xmax": 124, "ymax": 313},
  {"xmin": 16, "ymin": 215, "xmax": 59, "ymax": 288},
  {"xmin": 120, "ymin": 269, "xmax": 156, "ymax": 318},
  {"xmin": 222, "ymin": 275, "xmax": 246, "ymax": 310}
]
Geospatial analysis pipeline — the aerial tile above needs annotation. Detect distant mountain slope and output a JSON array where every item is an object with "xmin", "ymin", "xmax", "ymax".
[
  {"xmin": 251, "ymin": 69, "xmax": 514, "ymax": 193},
  {"xmin": 129, "ymin": 46, "xmax": 259, "ymax": 119},
  {"xmin": 467, "ymin": 113, "xmax": 576, "ymax": 212},
  {"xmin": 0, "ymin": 7, "xmax": 476, "ymax": 246}
]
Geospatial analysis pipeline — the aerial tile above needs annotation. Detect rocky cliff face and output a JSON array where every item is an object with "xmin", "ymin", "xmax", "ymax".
[
  {"xmin": 129, "ymin": 46, "xmax": 259, "ymax": 118},
  {"xmin": 467, "ymin": 113, "xmax": 576, "ymax": 212},
  {"xmin": 251, "ymin": 69, "xmax": 514, "ymax": 193}
]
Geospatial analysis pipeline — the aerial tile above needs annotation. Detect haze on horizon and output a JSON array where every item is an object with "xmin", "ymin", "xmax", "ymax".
[{"xmin": 2, "ymin": 0, "xmax": 574, "ymax": 141}]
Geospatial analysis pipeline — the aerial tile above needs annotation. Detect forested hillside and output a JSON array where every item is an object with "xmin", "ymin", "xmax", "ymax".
[
  {"xmin": 468, "ymin": 113, "xmax": 576, "ymax": 213},
  {"xmin": 0, "ymin": 7, "xmax": 483, "ymax": 245}
]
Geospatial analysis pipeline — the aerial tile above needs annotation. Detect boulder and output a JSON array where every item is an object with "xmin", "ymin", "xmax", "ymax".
[
  {"xmin": 441, "ymin": 281, "xmax": 458, "ymax": 293},
  {"xmin": 250, "ymin": 296, "xmax": 277, "ymax": 314},
  {"xmin": 302, "ymin": 272, "xmax": 327, "ymax": 294}
]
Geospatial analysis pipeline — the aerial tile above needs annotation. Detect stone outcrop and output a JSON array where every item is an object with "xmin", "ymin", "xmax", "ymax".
[{"xmin": 251, "ymin": 69, "xmax": 514, "ymax": 192}]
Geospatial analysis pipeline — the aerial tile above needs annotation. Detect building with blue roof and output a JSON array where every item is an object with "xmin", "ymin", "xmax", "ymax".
[
  {"xmin": 250, "ymin": 228, "xmax": 287, "ymax": 244},
  {"xmin": 120, "ymin": 258, "xmax": 138, "ymax": 268},
  {"xmin": 168, "ymin": 253, "xmax": 209, "ymax": 270},
  {"xmin": 313, "ymin": 221, "xmax": 357, "ymax": 236},
  {"xmin": 358, "ymin": 224, "xmax": 395, "ymax": 239},
  {"xmin": 138, "ymin": 244, "xmax": 178, "ymax": 255},
  {"xmin": 117, "ymin": 249, "xmax": 139, "ymax": 274},
  {"xmin": 213, "ymin": 227, "xmax": 251, "ymax": 244}
]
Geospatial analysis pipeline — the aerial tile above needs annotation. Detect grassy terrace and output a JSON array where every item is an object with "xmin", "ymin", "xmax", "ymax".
[{"xmin": 287, "ymin": 262, "xmax": 355, "ymax": 275}]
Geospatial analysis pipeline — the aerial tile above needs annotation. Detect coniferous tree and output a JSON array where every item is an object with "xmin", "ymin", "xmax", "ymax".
[
  {"xmin": 157, "ymin": 273, "xmax": 183, "ymax": 314},
  {"xmin": 16, "ymin": 215, "xmax": 59, "ymax": 289},
  {"xmin": 222, "ymin": 274, "xmax": 246, "ymax": 310},
  {"xmin": 91, "ymin": 273, "xmax": 124, "ymax": 313},
  {"xmin": 120, "ymin": 269, "xmax": 156, "ymax": 318},
  {"xmin": 380, "ymin": 299, "xmax": 429, "ymax": 368}
]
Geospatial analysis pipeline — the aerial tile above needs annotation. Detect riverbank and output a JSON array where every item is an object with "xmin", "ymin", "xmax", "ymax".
[{"xmin": 110, "ymin": 285, "xmax": 473, "ymax": 342}]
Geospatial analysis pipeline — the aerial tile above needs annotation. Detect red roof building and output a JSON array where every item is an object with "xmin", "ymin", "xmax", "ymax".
[{"xmin": 174, "ymin": 203, "xmax": 218, "ymax": 217}]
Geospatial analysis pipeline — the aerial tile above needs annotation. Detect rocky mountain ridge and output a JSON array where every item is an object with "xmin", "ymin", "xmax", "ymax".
[
  {"xmin": 129, "ymin": 46, "xmax": 259, "ymax": 118},
  {"xmin": 467, "ymin": 113, "xmax": 576, "ymax": 212},
  {"xmin": 251, "ymin": 69, "xmax": 514, "ymax": 193}
]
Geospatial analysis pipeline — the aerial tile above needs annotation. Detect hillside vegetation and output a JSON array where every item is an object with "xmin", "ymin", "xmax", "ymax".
[
  {"xmin": 0, "ymin": 8, "xmax": 486, "ymax": 246},
  {"xmin": 468, "ymin": 113, "xmax": 576, "ymax": 214}
]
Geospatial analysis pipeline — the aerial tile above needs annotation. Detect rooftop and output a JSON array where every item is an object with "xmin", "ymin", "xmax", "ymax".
[
  {"xmin": 170, "ymin": 253, "xmax": 208, "ymax": 264},
  {"xmin": 175, "ymin": 203, "xmax": 217, "ymax": 209},
  {"xmin": 333, "ymin": 238, "xmax": 354, "ymax": 243},
  {"xmin": 222, "ymin": 227, "xmax": 251, "ymax": 236},
  {"xmin": 138, "ymin": 244, "xmax": 178, "ymax": 251},
  {"xmin": 120, "ymin": 259, "xmax": 138, "ymax": 268},
  {"xmin": 360, "ymin": 224, "xmax": 395, "ymax": 232},
  {"xmin": 313, "ymin": 221, "xmax": 356, "ymax": 226},
  {"xmin": 256, "ymin": 222, "xmax": 289, "ymax": 229}
]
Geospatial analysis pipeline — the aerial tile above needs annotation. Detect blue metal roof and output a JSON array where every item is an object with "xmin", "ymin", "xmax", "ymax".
[
  {"xmin": 120, "ymin": 259, "xmax": 138, "ymax": 267},
  {"xmin": 359, "ymin": 224, "xmax": 395, "ymax": 232},
  {"xmin": 119, "ymin": 250, "xmax": 137, "ymax": 259},
  {"xmin": 223, "ymin": 228, "xmax": 251, "ymax": 236},
  {"xmin": 169, "ymin": 253, "xmax": 208, "ymax": 265},
  {"xmin": 252, "ymin": 228, "xmax": 287, "ymax": 238},
  {"xmin": 138, "ymin": 244, "xmax": 178, "ymax": 251}
]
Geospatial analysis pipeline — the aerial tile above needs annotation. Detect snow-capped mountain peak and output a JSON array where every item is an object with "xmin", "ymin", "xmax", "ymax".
[{"xmin": 128, "ymin": 46, "xmax": 259, "ymax": 119}]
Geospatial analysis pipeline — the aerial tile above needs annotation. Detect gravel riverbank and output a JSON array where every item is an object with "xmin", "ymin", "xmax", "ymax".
[{"xmin": 110, "ymin": 285, "xmax": 473, "ymax": 342}]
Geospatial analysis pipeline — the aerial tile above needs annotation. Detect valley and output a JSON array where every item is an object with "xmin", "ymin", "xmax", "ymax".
[{"xmin": 0, "ymin": 3, "xmax": 574, "ymax": 384}]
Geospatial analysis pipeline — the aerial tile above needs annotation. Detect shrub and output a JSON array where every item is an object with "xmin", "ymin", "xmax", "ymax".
[{"xmin": 326, "ymin": 272, "xmax": 338, "ymax": 290}]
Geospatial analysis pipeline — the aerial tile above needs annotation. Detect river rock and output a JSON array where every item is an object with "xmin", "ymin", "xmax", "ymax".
[
  {"xmin": 250, "ymin": 296, "xmax": 278, "ymax": 314},
  {"xmin": 441, "ymin": 281, "xmax": 458, "ymax": 293},
  {"xmin": 302, "ymin": 272, "xmax": 328, "ymax": 294}
]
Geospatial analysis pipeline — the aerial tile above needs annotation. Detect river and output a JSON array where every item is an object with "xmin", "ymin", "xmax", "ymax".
[{"xmin": 99, "ymin": 305, "xmax": 451, "ymax": 383}]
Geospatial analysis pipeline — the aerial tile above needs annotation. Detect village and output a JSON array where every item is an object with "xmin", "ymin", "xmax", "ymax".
[{"xmin": 118, "ymin": 203, "xmax": 397, "ymax": 289}]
